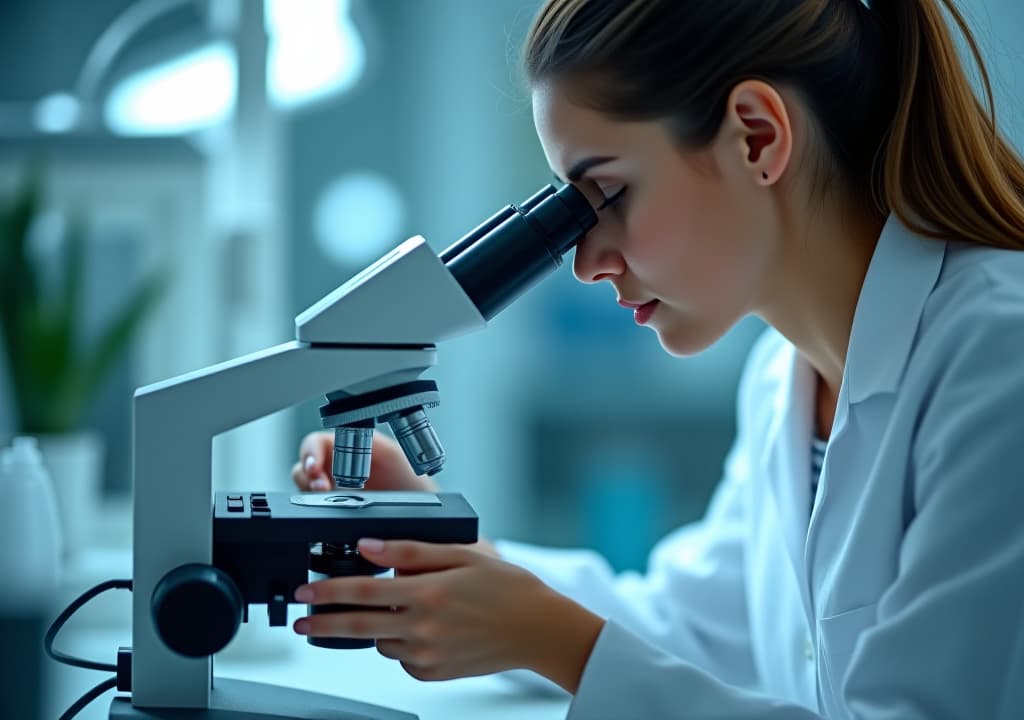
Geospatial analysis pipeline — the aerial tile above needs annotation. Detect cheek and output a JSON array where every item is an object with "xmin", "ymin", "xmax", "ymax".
[{"xmin": 629, "ymin": 183, "xmax": 753, "ymax": 301}]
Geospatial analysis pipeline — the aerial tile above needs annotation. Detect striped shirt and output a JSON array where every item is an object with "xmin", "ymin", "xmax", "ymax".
[{"xmin": 811, "ymin": 436, "xmax": 827, "ymax": 513}]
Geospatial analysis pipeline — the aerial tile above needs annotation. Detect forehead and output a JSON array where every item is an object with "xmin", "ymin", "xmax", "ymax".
[
  {"xmin": 532, "ymin": 81, "xmax": 622, "ymax": 174},
  {"xmin": 532, "ymin": 80, "xmax": 681, "ymax": 182}
]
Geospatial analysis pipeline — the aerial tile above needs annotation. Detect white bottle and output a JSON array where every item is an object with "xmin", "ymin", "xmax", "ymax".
[{"xmin": 0, "ymin": 437, "xmax": 64, "ymax": 611}]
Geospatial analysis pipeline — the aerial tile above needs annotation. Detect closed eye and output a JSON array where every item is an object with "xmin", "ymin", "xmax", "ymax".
[
  {"xmin": 598, "ymin": 186, "xmax": 628, "ymax": 211},
  {"xmin": 551, "ymin": 174, "xmax": 627, "ymax": 212}
]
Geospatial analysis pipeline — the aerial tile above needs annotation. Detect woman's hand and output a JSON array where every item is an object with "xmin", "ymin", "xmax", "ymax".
[
  {"xmin": 291, "ymin": 430, "xmax": 439, "ymax": 492},
  {"xmin": 292, "ymin": 539, "xmax": 605, "ymax": 693}
]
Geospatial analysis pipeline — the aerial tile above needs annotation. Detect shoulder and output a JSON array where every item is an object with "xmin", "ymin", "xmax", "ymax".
[
  {"xmin": 917, "ymin": 242, "xmax": 1024, "ymax": 357},
  {"xmin": 934, "ymin": 240, "xmax": 1024, "ymax": 304},
  {"xmin": 909, "ymin": 243, "xmax": 1024, "ymax": 472}
]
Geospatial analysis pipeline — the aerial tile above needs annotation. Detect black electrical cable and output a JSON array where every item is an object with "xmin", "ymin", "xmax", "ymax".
[
  {"xmin": 58, "ymin": 676, "xmax": 118, "ymax": 720},
  {"xmin": 46, "ymin": 579, "xmax": 134, "ymax": 719},
  {"xmin": 44, "ymin": 578, "xmax": 132, "ymax": 671}
]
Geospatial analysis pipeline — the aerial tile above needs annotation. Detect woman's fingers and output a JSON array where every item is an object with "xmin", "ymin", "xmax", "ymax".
[
  {"xmin": 375, "ymin": 638, "xmax": 408, "ymax": 660},
  {"xmin": 294, "ymin": 607, "xmax": 413, "ymax": 639},
  {"xmin": 306, "ymin": 454, "xmax": 331, "ymax": 491},
  {"xmin": 296, "ymin": 572, "xmax": 420, "ymax": 610},
  {"xmin": 293, "ymin": 573, "xmax": 438, "ymax": 640},
  {"xmin": 356, "ymin": 538, "xmax": 476, "ymax": 573},
  {"xmin": 290, "ymin": 461, "xmax": 307, "ymax": 489},
  {"xmin": 377, "ymin": 640, "xmax": 448, "ymax": 681},
  {"xmin": 292, "ymin": 542, "xmax": 565, "ymax": 684},
  {"xmin": 290, "ymin": 540, "xmax": 483, "ymax": 649},
  {"xmin": 293, "ymin": 432, "xmax": 333, "ymax": 490},
  {"xmin": 290, "ymin": 457, "xmax": 322, "ymax": 491}
]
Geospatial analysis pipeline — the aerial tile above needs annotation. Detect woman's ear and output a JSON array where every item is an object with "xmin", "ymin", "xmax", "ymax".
[{"xmin": 718, "ymin": 79, "xmax": 793, "ymax": 186}]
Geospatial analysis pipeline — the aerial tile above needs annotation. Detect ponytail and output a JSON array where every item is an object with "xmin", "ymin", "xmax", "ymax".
[{"xmin": 876, "ymin": 0, "xmax": 1024, "ymax": 248}]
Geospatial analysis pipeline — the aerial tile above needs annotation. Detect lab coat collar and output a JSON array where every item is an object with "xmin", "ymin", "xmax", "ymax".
[
  {"xmin": 843, "ymin": 214, "xmax": 946, "ymax": 404},
  {"xmin": 756, "ymin": 215, "xmax": 945, "ymax": 620},
  {"xmin": 759, "ymin": 214, "xmax": 946, "ymax": 471}
]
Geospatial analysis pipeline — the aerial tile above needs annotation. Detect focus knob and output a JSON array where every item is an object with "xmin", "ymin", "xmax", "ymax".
[{"xmin": 151, "ymin": 563, "xmax": 242, "ymax": 657}]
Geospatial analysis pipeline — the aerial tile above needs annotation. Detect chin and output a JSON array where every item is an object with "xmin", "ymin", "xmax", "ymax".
[
  {"xmin": 657, "ymin": 338, "xmax": 706, "ymax": 358},
  {"xmin": 655, "ymin": 320, "xmax": 730, "ymax": 358}
]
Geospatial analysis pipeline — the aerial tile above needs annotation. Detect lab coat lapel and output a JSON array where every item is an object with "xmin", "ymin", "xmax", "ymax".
[
  {"xmin": 805, "ymin": 215, "xmax": 946, "ymax": 606},
  {"xmin": 835, "ymin": 215, "xmax": 947, "ymax": 409},
  {"xmin": 759, "ymin": 342, "xmax": 817, "ymax": 620},
  {"xmin": 759, "ymin": 216, "xmax": 946, "ymax": 624}
]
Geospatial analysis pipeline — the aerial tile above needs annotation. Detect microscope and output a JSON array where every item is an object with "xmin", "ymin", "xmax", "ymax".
[{"xmin": 108, "ymin": 183, "xmax": 596, "ymax": 719}]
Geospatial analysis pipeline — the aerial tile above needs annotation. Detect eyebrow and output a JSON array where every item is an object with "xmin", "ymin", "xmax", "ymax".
[{"xmin": 555, "ymin": 155, "xmax": 617, "ymax": 184}]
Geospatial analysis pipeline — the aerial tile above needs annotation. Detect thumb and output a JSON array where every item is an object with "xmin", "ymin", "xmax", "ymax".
[{"xmin": 357, "ymin": 538, "xmax": 475, "ymax": 572}]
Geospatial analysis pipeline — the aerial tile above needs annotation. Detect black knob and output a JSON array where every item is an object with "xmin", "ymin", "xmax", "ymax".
[{"xmin": 151, "ymin": 563, "xmax": 243, "ymax": 657}]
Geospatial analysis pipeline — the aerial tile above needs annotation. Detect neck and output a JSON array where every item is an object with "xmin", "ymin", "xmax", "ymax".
[{"xmin": 757, "ymin": 195, "xmax": 884, "ymax": 397}]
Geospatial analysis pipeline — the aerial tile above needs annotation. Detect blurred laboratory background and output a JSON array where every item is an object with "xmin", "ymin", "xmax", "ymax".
[{"xmin": 0, "ymin": 1, "xmax": 1021, "ymax": 718}]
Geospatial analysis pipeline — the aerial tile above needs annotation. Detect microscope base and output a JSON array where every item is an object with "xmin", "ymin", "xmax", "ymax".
[{"xmin": 108, "ymin": 677, "xmax": 417, "ymax": 719}]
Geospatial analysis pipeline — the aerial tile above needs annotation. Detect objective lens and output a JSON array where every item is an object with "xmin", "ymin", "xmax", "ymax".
[
  {"xmin": 331, "ymin": 422, "xmax": 373, "ymax": 488},
  {"xmin": 387, "ymin": 408, "xmax": 445, "ymax": 476}
]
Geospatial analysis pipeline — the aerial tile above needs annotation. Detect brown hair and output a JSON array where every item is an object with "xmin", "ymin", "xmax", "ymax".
[{"xmin": 523, "ymin": 0, "xmax": 1024, "ymax": 250}]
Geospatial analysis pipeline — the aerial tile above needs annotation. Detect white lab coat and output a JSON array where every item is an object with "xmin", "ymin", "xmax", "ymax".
[{"xmin": 497, "ymin": 215, "xmax": 1024, "ymax": 718}]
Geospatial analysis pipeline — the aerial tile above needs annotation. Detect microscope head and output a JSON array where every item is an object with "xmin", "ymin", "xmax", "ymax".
[{"xmin": 314, "ymin": 183, "xmax": 597, "ymax": 489}]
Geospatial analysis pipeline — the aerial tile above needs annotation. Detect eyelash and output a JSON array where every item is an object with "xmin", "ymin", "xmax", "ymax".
[
  {"xmin": 552, "ymin": 177, "xmax": 628, "ymax": 212},
  {"xmin": 598, "ymin": 186, "xmax": 628, "ymax": 211}
]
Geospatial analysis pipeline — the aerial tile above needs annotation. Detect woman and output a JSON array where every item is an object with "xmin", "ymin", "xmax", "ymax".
[{"xmin": 291, "ymin": 1, "xmax": 1024, "ymax": 716}]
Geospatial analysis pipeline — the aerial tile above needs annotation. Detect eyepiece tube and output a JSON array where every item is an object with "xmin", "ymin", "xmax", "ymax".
[
  {"xmin": 439, "ymin": 205, "xmax": 518, "ymax": 265},
  {"xmin": 442, "ymin": 184, "xmax": 597, "ymax": 320},
  {"xmin": 518, "ymin": 184, "xmax": 557, "ymax": 211}
]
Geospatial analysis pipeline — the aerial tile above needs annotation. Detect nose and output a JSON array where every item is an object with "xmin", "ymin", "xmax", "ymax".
[{"xmin": 572, "ymin": 222, "xmax": 626, "ymax": 284}]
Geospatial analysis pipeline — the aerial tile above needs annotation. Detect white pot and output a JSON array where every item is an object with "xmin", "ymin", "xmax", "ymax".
[{"xmin": 35, "ymin": 432, "xmax": 105, "ymax": 559}]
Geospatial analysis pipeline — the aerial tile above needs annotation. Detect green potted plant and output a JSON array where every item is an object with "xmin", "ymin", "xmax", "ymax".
[{"xmin": 0, "ymin": 162, "xmax": 167, "ymax": 554}]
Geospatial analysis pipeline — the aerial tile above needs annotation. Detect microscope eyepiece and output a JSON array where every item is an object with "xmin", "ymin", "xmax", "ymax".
[{"xmin": 441, "ymin": 183, "xmax": 597, "ymax": 320}]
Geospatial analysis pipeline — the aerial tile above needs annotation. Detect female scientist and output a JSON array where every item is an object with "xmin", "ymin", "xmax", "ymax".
[{"xmin": 291, "ymin": 0, "xmax": 1024, "ymax": 717}]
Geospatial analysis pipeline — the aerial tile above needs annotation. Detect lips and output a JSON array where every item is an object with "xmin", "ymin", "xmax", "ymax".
[
  {"xmin": 617, "ymin": 297, "xmax": 659, "ymax": 325},
  {"xmin": 633, "ymin": 300, "xmax": 659, "ymax": 325}
]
